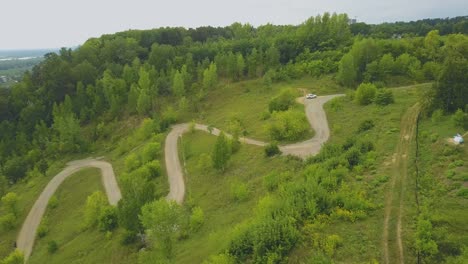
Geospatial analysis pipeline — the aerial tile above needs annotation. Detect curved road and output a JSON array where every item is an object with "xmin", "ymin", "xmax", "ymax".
[
  {"xmin": 18, "ymin": 94, "xmax": 342, "ymax": 261},
  {"xmin": 17, "ymin": 159, "xmax": 121, "ymax": 260},
  {"xmin": 165, "ymin": 94, "xmax": 343, "ymax": 204}
]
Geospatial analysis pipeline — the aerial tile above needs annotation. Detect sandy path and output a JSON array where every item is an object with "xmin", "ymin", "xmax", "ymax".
[
  {"xmin": 16, "ymin": 158, "xmax": 121, "ymax": 260},
  {"xmin": 164, "ymin": 94, "xmax": 343, "ymax": 204},
  {"xmin": 382, "ymin": 104, "xmax": 419, "ymax": 264}
]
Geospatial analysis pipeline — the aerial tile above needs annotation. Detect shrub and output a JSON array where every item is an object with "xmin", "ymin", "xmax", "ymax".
[
  {"xmin": 145, "ymin": 160, "xmax": 162, "ymax": 178},
  {"xmin": 141, "ymin": 142, "xmax": 161, "ymax": 164},
  {"xmin": 452, "ymin": 109, "xmax": 468, "ymax": 129},
  {"xmin": 355, "ymin": 83, "xmax": 377, "ymax": 105},
  {"xmin": 374, "ymin": 89, "xmax": 394, "ymax": 105},
  {"xmin": 48, "ymin": 195, "xmax": 59, "ymax": 209},
  {"xmin": 268, "ymin": 110, "xmax": 309, "ymax": 141},
  {"xmin": 357, "ymin": 119, "xmax": 374, "ymax": 133},
  {"xmin": 268, "ymin": 88, "xmax": 296, "ymax": 112},
  {"xmin": 431, "ymin": 109, "xmax": 444, "ymax": 123},
  {"xmin": 190, "ymin": 206, "xmax": 204, "ymax": 232},
  {"xmin": 124, "ymin": 153, "xmax": 141, "ymax": 172},
  {"xmin": 345, "ymin": 147, "xmax": 361, "ymax": 168},
  {"xmin": 0, "ymin": 249, "xmax": 24, "ymax": 264},
  {"xmin": 264, "ymin": 142, "xmax": 281, "ymax": 157},
  {"xmin": 230, "ymin": 135, "xmax": 241, "ymax": 154},
  {"xmin": 47, "ymin": 240, "xmax": 58, "ymax": 254},
  {"xmin": 231, "ymin": 182, "xmax": 249, "ymax": 201},
  {"xmin": 0, "ymin": 213, "xmax": 16, "ymax": 231},
  {"xmin": 98, "ymin": 206, "xmax": 118, "ymax": 232}
]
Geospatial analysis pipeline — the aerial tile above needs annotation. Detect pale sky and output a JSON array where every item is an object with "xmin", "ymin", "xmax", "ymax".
[{"xmin": 1, "ymin": 0, "xmax": 467, "ymax": 50}]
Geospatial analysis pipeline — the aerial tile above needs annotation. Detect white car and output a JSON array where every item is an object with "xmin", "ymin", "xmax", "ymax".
[{"xmin": 306, "ymin": 93, "xmax": 317, "ymax": 99}]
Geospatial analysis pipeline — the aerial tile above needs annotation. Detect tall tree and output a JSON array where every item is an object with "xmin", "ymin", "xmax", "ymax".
[{"xmin": 212, "ymin": 132, "xmax": 231, "ymax": 171}]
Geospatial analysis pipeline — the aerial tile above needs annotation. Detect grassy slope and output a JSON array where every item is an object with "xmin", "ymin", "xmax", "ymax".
[
  {"xmin": 289, "ymin": 84, "xmax": 427, "ymax": 262},
  {"xmin": 195, "ymin": 75, "xmax": 343, "ymax": 142},
  {"xmin": 173, "ymin": 131, "xmax": 302, "ymax": 263},
  {"xmin": 28, "ymin": 168, "xmax": 137, "ymax": 264}
]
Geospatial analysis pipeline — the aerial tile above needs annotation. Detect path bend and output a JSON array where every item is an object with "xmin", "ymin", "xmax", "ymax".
[
  {"xmin": 17, "ymin": 158, "xmax": 121, "ymax": 260},
  {"xmin": 165, "ymin": 94, "xmax": 343, "ymax": 204}
]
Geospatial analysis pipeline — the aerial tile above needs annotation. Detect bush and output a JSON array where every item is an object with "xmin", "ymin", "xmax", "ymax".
[
  {"xmin": 452, "ymin": 109, "xmax": 468, "ymax": 129},
  {"xmin": 264, "ymin": 142, "xmax": 281, "ymax": 157},
  {"xmin": 0, "ymin": 249, "xmax": 24, "ymax": 264},
  {"xmin": 231, "ymin": 182, "xmax": 249, "ymax": 201},
  {"xmin": 124, "ymin": 153, "xmax": 141, "ymax": 172},
  {"xmin": 47, "ymin": 240, "xmax": 58, "ymax": 254},
  {"xmin": 268, "ymin": 88, "xmax": 296, "ymax": 112},
  {"xmin": 0, "ymin": 213, "xmax": 16, "ymax": 231},
  {"xmin": 374, "ymin": 89, "xmax": 394, "ymax": 105},
  {"xmin": 98, "ymin": 206, "xmax": 118, "ymax": 232},
  {"xmin": 141, "ymin": 142, "xmax": 161, "ymax": 164},
  {"xmin": 48, "ymin": 195, "xmax": 59, "ymax": 209},
  {"xmin": 345, "ymin": 147, "xmax": 361, "ymax": 168},
  {"xmin": 190, "ymin": 206, "xmax": 204, "ymax": 232},
  {"xmin": 145, "ymin": 160, "xmax": 162, "ymax": 178},
  {"xmin": 268, "ymin": 110, "xmax": 309, "ymax": 141},
  {"xmin": 357, "ymin": 119, "xmax": 374, "ymax": 133},
  {"xmin": 431, "ymin": 109, "xmax": 444, "ymax": 123},
  {"xmin": 355, "ymin": 83, "xmax": 377, "ymax": 105}
]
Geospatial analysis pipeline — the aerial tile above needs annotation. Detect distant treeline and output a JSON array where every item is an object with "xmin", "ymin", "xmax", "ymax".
[{"xmin": 351, "ymin": 16, "xmax": 468, "ymax": 37}]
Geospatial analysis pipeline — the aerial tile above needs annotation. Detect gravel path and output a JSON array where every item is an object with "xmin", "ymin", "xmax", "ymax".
[
  {"xmin": 17, "ymin": 158, "xmax": 121, "ymax": 260},
  {"xmin": 164, "ymin": 94, "xmax": 343, "ymax": 204}
]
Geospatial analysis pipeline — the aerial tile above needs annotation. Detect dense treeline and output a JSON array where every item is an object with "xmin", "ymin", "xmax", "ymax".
[{"xmin": 351, "ymin": 16, "xmax": 468, "ymax": 37}]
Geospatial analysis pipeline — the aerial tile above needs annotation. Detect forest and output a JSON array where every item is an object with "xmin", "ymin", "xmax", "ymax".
[{"xmin": 0, "ymin": 13, "xmax": 467, "ymax": 264}]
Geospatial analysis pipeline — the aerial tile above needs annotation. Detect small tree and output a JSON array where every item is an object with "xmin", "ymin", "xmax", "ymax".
[
  {"xmin": 453, "ymin": 108, "xmax": 468, "ymax": 129},
  {"xmin": 47, "ymin": 240, "xmax": 58, "ymax": 254},
  {"xmin": 0, "ymin": 249, "xmax": 24, "ymax": 264},
  {"xmin": 190, "ymin": 206, "xmax": 204, "ymax": 232},
  {"xmin": 374, "ymin": 89, "xmax": 394, "ymax": 106},
  {"xmin": 265, "ymin": 142, "xmax": 281, "ymax": 157},
  {"xmin": 1, "ymin": 192, "xmax": 18, "ymax": 217},
  {"xmin": 84, "ymin": 191, "xmax": 107, "ymax": 228},
  {"xmin": 355, "ymin": 83, "xmax": 377, "ymax": 105},
  {"xmin": 212, "ymin": 132, "xmax": 231, "ymax": 171}
]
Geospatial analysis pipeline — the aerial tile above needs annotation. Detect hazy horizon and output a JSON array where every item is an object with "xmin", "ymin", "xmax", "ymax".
[{"xmin": 1, "ymin": 0, "xmax": 467, "ymax": 50}]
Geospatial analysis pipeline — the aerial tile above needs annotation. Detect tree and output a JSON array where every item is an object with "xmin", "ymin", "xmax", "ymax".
[
  {"xmin": 0, "ymin": 249, "xmax": 24, "ymax": 264},
  {"xmin": 355, "ymin": 83, "xmax": 377, "ymax": 105},
  {"xmin": 452, "ymin": 109, "xmax": 468, "ymax": 129},
  {"xmin": 374, "ymin": 89, "xmax": 394, "ymax": 106},
  {"xmin": 128, "ymin": 84, "xmax": 140, "ymax": 114},
  {"xmin": 137, "ymin": 88, "xmax": 152, "ymax": 115},
  {"xmin": 203, "ymin": 63, "xmax": 218, "ymax": 90},
  {"xmin": 172, "ymin": 70, "xmax": 185, "ymax": 97},
  {"xmin": 84, "ymin": 191, "xmax": 108, "ymax": 228},
  {"xmin": 139, "ymin": 199, "xmax": 185, "ymax": 258},
  {"xmin": 337, "ymin": 53, "xmax": 357, "ymax": 87},
  {"xmin": 212, "ymin": 132, "xmax": 231, "ymax": 171},
  {"xmin": 1, "ymin": 192, "xmax": 18, "ymax": 217},
  {"xmin": 415, "ymin": 214, "xmax": 438, "ymax": 259},
  {"xmin": 236, "ymin": 53, "xmax": 245, "ymax": 80},
  {"xmin": 268, "ymin": 110, "xmax": 309, "ymax": 141}
]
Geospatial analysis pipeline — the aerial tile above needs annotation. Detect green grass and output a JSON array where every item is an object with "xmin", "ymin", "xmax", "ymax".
[
  {"xmin": 289, "ymin": 85, "xmax": 425, "ymax": 262},
  {"xmin": 28, "ymin": 168, "xmax": 137, "ymax": 264},
  {"xmin": 172, "ymin": 131, "xmax": 302, "ymax": 263},
  {"xmin": 194, "ymin": 75, "xmax": 343, "ymax": 142}
]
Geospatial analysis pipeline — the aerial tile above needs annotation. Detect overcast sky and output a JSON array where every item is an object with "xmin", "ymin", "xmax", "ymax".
[{"xmin": 1, "ymin": 0, "xmax": 467, "ymax": 50}]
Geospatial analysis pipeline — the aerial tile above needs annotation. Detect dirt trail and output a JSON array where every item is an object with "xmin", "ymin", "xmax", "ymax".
[
  {"xmin": 382, "ymin": 104, "xmax": 420, "ymax": 264},
  {"xmin": 164, "ymin": 94, "xmax": 343, "ymax": 203},
  {"xmin": 17, "ymin": 158, "xmax": 122, "ymax": 261}
]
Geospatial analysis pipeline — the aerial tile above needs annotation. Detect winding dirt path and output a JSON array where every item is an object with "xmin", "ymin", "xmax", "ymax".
[
  {"xmin": 18, "ymin": 94, "xmax": 342, "ymax": 261},
  {"xmin": 382, "ymin": 104, "xmax": 420, "ymax": 264},
  {"xmin": 17, "ymin": 158, "xmax": 122, "ymax": 260},
  {"xmin": 165, "ymin": 94, "xmax": 343, "ymax": 203}
]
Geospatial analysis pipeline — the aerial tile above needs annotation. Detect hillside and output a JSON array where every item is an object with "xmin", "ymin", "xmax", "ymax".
[{"xmin": 0, "ymin": 14, "xmax": 467, "ymax": 264}]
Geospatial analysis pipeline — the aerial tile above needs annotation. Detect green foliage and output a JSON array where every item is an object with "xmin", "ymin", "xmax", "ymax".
[
  {"xmin": 202, "ymin": 254, "xmax": 235, "ymax": 264},
  {"xmin": 452, "ymin": 109, "xmax": 468, "ymax": 129},
  {"xmin": 141, "ymin": 142, "xmax": 161, "ymax": 164},
  {"xmin": 268, "ymin": 109, "xmax": 310, "ymax": 141},
  {"xmin": 212, "ymin": 132, "xmax": 231, "ymax": 171},
  {"xmin": 374, "ymin": 88, "xmax": 394, "ymax": 105},
  {"xmin": 431, "ymin": 109, "xmax": 444, "ymax": 123},
  {"xmin": 0, "ymin": 249, "xmax": 24, "ymax": 264},
  {"xmin": 230, "ymin": 182, "xmax": 249, "ymax": 202},
  {"xmin": 1, "ymin": 192, "xmax": 18, "ymax": 216},
  {"xmin": 125, "ymin": 153, "xmax": 141, "ymax": 172},
  {"xmin": 415, "ymin": 213, "xmax": 438, "ymax": 258},
  {"xmin": 268, "ymin": 88, "xmax": 296, "ymax": 112},
  {"xmin": 355, "ymin": 83, "xmax": 377, "ymax": 105},
  {"xmin": 264, "ymin": 142, "xmax": 281, "ymax": 157},
  {"xmin": 98, "ymin": 206, "xmax": 118, "ymax": 232},
  {"xmin": 357, "ymin": 119, "xmax": 375, "ymax": 133},
  {"xmin": 189, "ymin": 206, "xmax": 204, "ymax": 232},
  {"xmin": 48, "ymin": 195, "xmax": 59, "ymax": 209},
  {"xmin": 139, "ymin": 199, "xmax": 186, "ymax": 258},
  {"xmin": 84, "ymin": 191, "xmax": 108, "ymax": 228},
  {"xmin": 47, "ymin": 240, "xmax": 58, "ymax": 254},
  {"xmin": 0, "ymin": 213, "xmax": 16, "ymax": 231}
]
